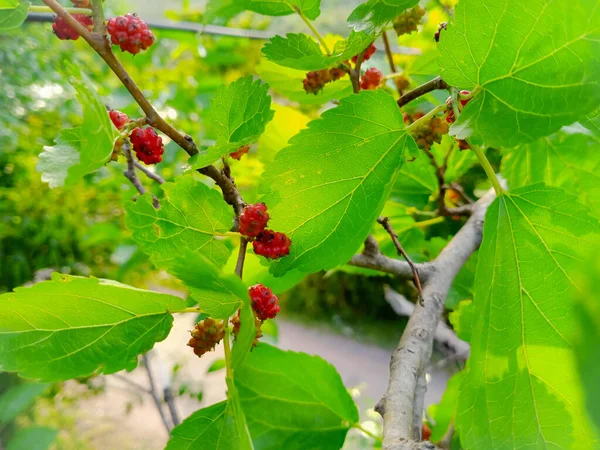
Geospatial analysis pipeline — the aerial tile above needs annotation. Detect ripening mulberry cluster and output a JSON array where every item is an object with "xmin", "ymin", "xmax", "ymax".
[
  {"xmin": 444, "ymin": 90, "xmax": 473, "ymax": 124},
  {"xmin": 109, "ymin": 110, "xmax": 164, "ymax": 165},
  {"xmin": 237, "ymin": 203, "xmax": 291, "ymax": 259},
  {"xmin": 52, "ymin": 14, "xmax": 93, "ymax": 41},
  {"xmin": 107, "ymin": 13, "xmax": 155, "ymax": 54},
  {"xmin": 393, "ymin": 6, "xmax": 426, "ymax": 36},
  {"xmin": 230, "ymin": 144, "xmax": 250, "ymax": 160},
  {"xmin": 352, "ymin": 43, "xmax": 376, "ymax": 63},
  {"xmin": 303, "ymin": 67, "xmax": 347, "ymax": 95},
  {"xmin": 360, "ymin": 68, "xmax": 382, "ymax": 90},
  {"xmin": 231, "ymin": 310, "xmax": 263, "ymax": 349},
  {"xmin": 249, "ymin": 284, "xmax": 280, "ymax": 321},
  {"xmin": 410, "ymin": 117, "xmax": 449, "ymax": 151},
  {"xmin": 188, "ymin": 318, "xmax": 225, "ymax": 358}
]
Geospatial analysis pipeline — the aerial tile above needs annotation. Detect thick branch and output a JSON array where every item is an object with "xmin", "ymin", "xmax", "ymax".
[
  {"xmin": 378, "ymin": 189, "xmax": 495, "ymax": 450},
  {"xmin": 397, "ymin": 76, "xmax": 449, "ymax": 108}
]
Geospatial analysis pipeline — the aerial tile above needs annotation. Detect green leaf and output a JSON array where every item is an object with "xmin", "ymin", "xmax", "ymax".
[
  {"xmin": 167, "ymin": 251, "xmax": 248, "ymax": 319},
  {"xmin": 256, "ymin": 60, "xmax": 353, "ymax": 107},
  {"xmin": 428, "ymin": 371, "xmax": 464, "ymax": 442},
  {"xmin": 502, "ymin": 131, "xmax": 600, "ymax": 215},
  {"xmin": 204, "ymin": 0, "xmax": 247, "ymax": 23},
  {"xmin": 245, "ymin": 0, "xmax": 320, "ymax": 19},
  {"xmin": 0, "ymin": 0, "xmax": 20, "ymax": 7},
  {"xmin": 235, "ymin": 344, "xmax": 359, "ymax": 449},
  {"xmin": 390, "ymin": 153, "xmax": 437, "ymax": 208},
  {"xmin": 0, "ymin": 1, "xmax": 29, "ymax": 31},
  {"xmin": 0, "ymin": 383, "xmax": 48, "ymax": 423},
  {"xmin": 37, "ymin": 65, "xmax": 118, "ymax": 187},
  {"xmin": 262, "ymin": 31, "xmax": 374, "ymax": 71},
  {"xmin": 259, "ymin": 90, "xmax": 415, "ymax": 275},
  {"xmin": 125, "ymin": 175, "xmax": 232, "ymax": 268},
  {"xmin": 6, "ymin": 427, "xmax": 58, "ymax": 450},
  {"xmin": 573, "ymin": 246, "xmax": 600, "ymax": 433},
  {"xmin": 0, "ymin": 274, "xmax": 186, "ymax": 382},
  {"xmin": 165, "ymin": 399, "xmax": 251, "ymax": 450},
  {"xmin": 580, "ymin": 108, "xmax": 600, "ymax": 137},
  {"xmin": 188, "ymin": 76, "xmax": 274, "ymax": 169},
  {"xmin": 438, "ymin": 0, "xmax": 600, "ymax": 147},
  {"xmin": 347, "ymin": 0, "xmax": 418, "ymax": 34},
  {"xmin": 456, "ymin": 184, "xmax": 600, "ymax": 449},
  {"xmin": 207, "ymin": 359, "xmax": 226, "ymax": 373},
  {"xmin": 448, "ymin": 299, "xmax": 474, "ymax": 342}
]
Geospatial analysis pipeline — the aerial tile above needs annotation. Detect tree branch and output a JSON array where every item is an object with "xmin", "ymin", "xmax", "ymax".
[
  {"xmin": 134, "ymin": 160, "xmax": 165, "ymax": 185},
  {"xmin": 382, "ymin": 31, "xmax": 403, "ymax": 96},
  {"xmin": 143, "ymin": 354, "xmax": 172, "ymax": 434},
  {"xmin": 397, "ymin": 76, "xmax": 449, "ymax": 108},
  {"xmin": 378, "ymin": 189, "xmax": 495, "ymax": 450}
]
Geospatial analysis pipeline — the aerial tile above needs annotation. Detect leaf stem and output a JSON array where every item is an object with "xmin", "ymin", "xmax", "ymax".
[
  {"xmin": 223, "ymin": 327, "xmax": 233, "ymax": 380},
  {"xmin": 293, "ymin": 6, "xmax": 331, "ymax": 55},
  {"xmin": 29, "ymin": 5, "xmax": 92, "ymax": 15},
  {"xmin": 408, "ymin": 216, "xmax": 445, "ymax": 230},
  {"xmin": 470, "ymin": 143, "xmax": 504, "ymax": 196},
  {"xmin": 352, "ymin": 423, "xmax": 382, "ymax": 443},
  {"xmin": 176, "ymin": 307, "xmax": 202, "ymax": 314}
]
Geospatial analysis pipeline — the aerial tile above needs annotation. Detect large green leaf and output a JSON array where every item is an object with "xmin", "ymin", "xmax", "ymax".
[
  {"xmin": 448, "ymin": 299, "xmax": 474, "ymax": 342},
  {"xmin": 235, "ymin": 344, "xmax": 359, "ymax": 449},
  {"xmin": 428, "ymin": 371, "xmax": 464, "ymax": 442},
  {"xmin": 0, "ymin": 274, "xmax": 186, "ymax": 382},
  {"xmin": 188, "ymin": 76, "xmax": 274, "ymax": 169},
  {"xmin": 0, "ymin": 1, "xmax": 29, "ymax": 31},
  {"xmin": 6, "ymin": 427, "xmax": 58, "ymax": 450},
  {"xmin": 390, "ymin": 152, "xmax": 437, "ymax": 208},
  {"xmin": 125, "ymin": 175, "xmax": 232, "ymax": 268},
  {"xmin": 262, "ymin": 31, "xmax": 374, "ymax": 71},
  {"xmin": 0, "ymin": 383, "xmax": 48, "ymax": 423},
  {"xmin": 438, "ymin": 0, "xmax": 600, "ymax": 147},
  {"xmin": 245, "ymin": 0, "xmax": 320, "ymax": 19},
  {"xmin": 347, "ymin": 0, "xmax": 418, "ymax": 34},
  {"xmin": 259, "ymin": 90, "xmax": 415, "ymax": 275},
  {"xmin": 456, "ymin": 184, "xmax": 600, "ymax": 449},
  {"xmin": 502, "ymin": 131, "xmax": 600, "ymax": 215},
  {"xmin": 167, "ymin": 252, "xmax": 248, "ymax": 319},
  {"xmin": 37, "ymin": 65, "xmax": 118, "ymax": 187},
  {"xmin": 165, "ymin": 399, "xmax": 251, "ymax": 450},
  {"xmin": 580, "ymin": 108, "xmax": 600, "ymax": 137}
]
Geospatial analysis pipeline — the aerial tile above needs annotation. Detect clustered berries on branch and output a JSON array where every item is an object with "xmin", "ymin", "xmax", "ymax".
[
  {"xmin": 107, "ymin": 13, "xmax": 155, "ymax": 54},
  {"xmin": 393, "ymin": 6, "xmax": 426, "ymax": 36},
  {"xmin": 109, "ymin": 109, "xmax": 130, "ymax": 130},
  {"xmin": 352, "ymin": 43, "xmax": 376, "ymax": 63},
  {"xmin": 303, "ymin": 67, "xmax": 347, "ymax": 95},
  {"xmin": 52, "ymin": 14, "xmax": 93, "ymax": 41},
  {"xmin": 130, "ymin": 127, "xmax": 164, "ymax": 164},
  {"xmin": 187, "ymin": 318, "xmax": 225, "ymax": 358},
  {"xmin": 248, "ymin": 284, "xmax": 280, "ymax": 321},
  {"xmin": 237, "ymin": 203, "xmax": 292, "ymax": 259},
  {"xmin": 229, "ymin": 144, "xmax": 250, "ymax": 160},
  {"xmin": 360, "ymin": 68, "xmax": 383, "ymax": 90},
  {"xmin": 410, "ymin": 116, "xmax": 449, "ymax": 151},
  {"xmin": 231, "ymin": 310, "xmax": 263, "ymax": 349}
]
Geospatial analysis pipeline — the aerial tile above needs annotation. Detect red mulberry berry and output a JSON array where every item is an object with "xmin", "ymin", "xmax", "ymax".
[
  {"xmin": 238, "ymin": 203, "xmax": 270, "ymax": 238},
  {"xmin": 459, "ymin": 90, "xmax": 472, "ymax": 108},
  {"xmin": 329, "ymin": 68, "xmax": 346, "ymax": 81},
  {"xmin": 109, "ymin": 110, "xmax": 129, "ymax": 130},
  {"xmin": 230, "ymin": 144, "xmax": 250, "ymax": 160},
  {"xmin": 253, "ymin": 229, "xmax": 291, "ymax": 259},
  {"xmin": 303, "ymin": 69, "xmax": 331, "ymax": 94},
  {"xmin": 231, "ymin": 310, "xmax": 263, "ymax": 349},
  {"xmin": 360, "ymin": 68, "xmax": 382, "ymax": 90},
  {"xmin": 248, "ymin": 284, "xmax": 280, "ymax": 321},
  {"xmin": 107, "ymin": 13, "xmax": 155, "ymax": 55},
  {"xmin": 130, "ymin": 127, "xmax": 164, "ymax": 165},
  {"xmin": 188, "ymin": 318, "xmax": 225, "ymax": 358},
  {"xmin": 52, "ymin": 14, "xmax": 93, "ymax": 41},
  {"xmin": 352, "ymin": 43, "xmax": 376, "ymax": 63}
]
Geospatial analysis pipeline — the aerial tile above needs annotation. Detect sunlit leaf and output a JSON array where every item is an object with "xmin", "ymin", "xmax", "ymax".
[
  {"xmin": 347, "ymin": 0, "xmax": 418, "ymax": 34},
  {"xmin": 0, "ymin": 274, "xmax": 186, "ymax": 382},
  {"xmin": 245, "ymin": 0, "xmax": 320, "ymax": 19},
  {"xmin": 0, "ymin": 1, "xmax": 29, "ymax": 31}
]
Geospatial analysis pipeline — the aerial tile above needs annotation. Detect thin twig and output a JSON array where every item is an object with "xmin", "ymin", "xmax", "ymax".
[
  {"xmin": 377, "ymin": 217, "xmax": 423, "ymax": 299},
  {"xmin": 397, "ymin": 76, "xmax": 449, "ymax": 108},
  {"xmin": 235, "ymin": 238, "xmax": 248, "ymax": 279},
  {"xmin": 143, "ymin": 354, "xmax": 172, "ymax": 433},
  {"xmin": 111, "ymin": 373, "xmax": 151, "ymax": 394},
  {"xmin": 123, "ymin": 144, "xmax": 160, "ymax": 208},
  {"xmin": 164, "ymin": 387, "xmax": 181, "ymax": 427},
  {"xmin": 349, "ymin": 43, "xmax": 372, "ymax": 93},
  {"xmin": 382, "ymin": 32, "xmax": 403, "ymax": 96},
  {"xmin": 133, "ymin": 160, "xmax": 166, "ymax": 185}
]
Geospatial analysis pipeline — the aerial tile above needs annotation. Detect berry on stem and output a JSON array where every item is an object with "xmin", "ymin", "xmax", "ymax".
[
  {"xmin": 52, "ymin": 14, "xmax": 93, "ymax": 41},
  {"xmin": 302, "ymin": 67, "xmax": 347, "ymax": 95},
  {"xmin": 130, "ymin": 127, "xmax": 164, "ymax": 165},
  {"xmin": 187, "ymin": 318, "xmax": 225, "ymax": 358},
  {"xmin": 231, "ymin": 310, "xmax": 263, "ymax": 349},
  {"xmin": 253, "ymin": 229, "xmax": 292, "ymax": 259},
  {"xmin": 352, "ymin": 43, "xmax": 376, "ymax": 63},
  {"xmin": 109, "ymin": 110, "xmax": 129, "ymax": 130},
  {"xmin": 230, "ymin": 144, "xmax": 250, "ymax": 160},
  {"xmin": 107, "ymin": 14, "xmax": 155, "ymax": 55},
  {"xmin": 411, "ymin": 117, "xmax": 449, "ymax": 151},
  {"xmin": 360, "ymin": 68, "xmax": 382, "ymax": 90},
  {"xmin": 393, "ymin": 6, "xmax": 426, "ymax": 36},
  {"xmin": 248, "ymin": 284, "xmax": 280, "ymax": 321},
  {"xmin": 238, "ymin": 203, "xmax": 270, "ymax": 238}
]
